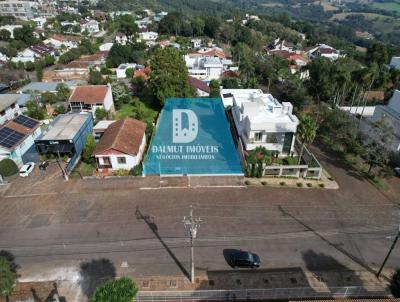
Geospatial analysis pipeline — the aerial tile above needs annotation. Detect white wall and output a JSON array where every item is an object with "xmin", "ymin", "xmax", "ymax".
[{"xmin": 0, "ymin": 103, "xmax": 21, "ymax": 125}]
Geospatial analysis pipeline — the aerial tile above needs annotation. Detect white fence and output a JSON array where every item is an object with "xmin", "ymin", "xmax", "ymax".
[{"xmin": 137, "ymin": 286, "xmax": 389, "ymax": 301}]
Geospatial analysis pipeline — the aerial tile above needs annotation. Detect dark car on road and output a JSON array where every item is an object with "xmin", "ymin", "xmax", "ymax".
[{"xmin": 229, "ymin": 250, "xmax": 260, "ymax": 268}]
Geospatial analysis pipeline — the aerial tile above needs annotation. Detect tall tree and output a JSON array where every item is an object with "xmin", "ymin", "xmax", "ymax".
[
  {"xmin": 296, "ymin": 115, "xmax": 317, "ymax": 164},
  {"xmin": 0, "ymin": 256, "xmax": 17, "ymax": 302},
  {"xmin": 148, "ymin": 48, "xmax": 194, "ymax": 106},
  {"xmin": 366, "ymin": 42, "xmax": 388, "ymax": 67},
  {"xmin": 115, "ymin": 15, "xmax": 138, "ymax": 40},
  {"xmin": 209, "ymin": 80, "xmax": 220, "ymax": 97}
]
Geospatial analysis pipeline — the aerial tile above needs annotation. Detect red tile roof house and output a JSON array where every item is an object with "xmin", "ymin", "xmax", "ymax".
[
  {"xmin": 92, "ymin": 118, "xmax": 147, "ymax": 173},
  {"xmin": 188, "ymin": 76, "xmax": 210, "ymax": 97},
  {"xmin": 68, "ymin": 85, "xmax": 115, "ymax": 118}
]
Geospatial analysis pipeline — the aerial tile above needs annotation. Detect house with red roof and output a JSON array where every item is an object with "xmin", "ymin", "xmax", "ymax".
[
  {"xmin": 92, "ymin": 118, "xmax": 147, "ymax": 172},
  {"xmin": 68, "ymin": 84, "xmax": 115, "ymax": 118},
  {"xmin": 188, "ymin": 76, "xmax": 210, "ymax": 97},
  {"xmin": 45, "ymin": 34, "xmax": 81, "ymax": 49}
]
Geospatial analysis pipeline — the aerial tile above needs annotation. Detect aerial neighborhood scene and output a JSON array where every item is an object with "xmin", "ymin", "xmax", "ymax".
[{"xmin": 1, "ymin": 0, "xmax": 400, "ymax": 301}]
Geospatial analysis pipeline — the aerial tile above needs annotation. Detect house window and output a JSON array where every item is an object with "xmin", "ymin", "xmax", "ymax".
[
  {"xmin": 117, "ymin": 157, "xmax": 126, "ymax": 164},
  {"xmin": 0, "ymin": 111, "xmax": 5, "ymax": 116},
  {"xmin": 266, "ymin": 133, "xmax": 279, "ymax": 144},
  {"xmin": 254, "ymin": 132, "xmax": 263, "ymax": 142}
]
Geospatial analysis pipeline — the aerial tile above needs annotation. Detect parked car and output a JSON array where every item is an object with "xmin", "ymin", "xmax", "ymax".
[
  {"xmin": 19, "ymin": 162, "xmax": 35, "ymax": 177},
  {"xmin": 228, "ymin": 250, "xmax": 260, "ymax": 268},
  {"xmin": 394, "ymin": 167, "xmax": 400, "ymax": 177},
  {"xmin": 39, "ymin": 161, "xmax": 49, "ymax": 171}
]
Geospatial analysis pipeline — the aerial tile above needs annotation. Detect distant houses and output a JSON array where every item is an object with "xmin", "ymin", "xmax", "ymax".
[{"xmin": 11, "ymin": 44, "xmax": 55, "ymax": 63}]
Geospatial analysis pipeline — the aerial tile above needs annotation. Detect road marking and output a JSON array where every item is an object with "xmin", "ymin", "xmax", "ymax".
[{"xmin": 3, "ymin": 192, "xmax": 59, "ymax": 198}]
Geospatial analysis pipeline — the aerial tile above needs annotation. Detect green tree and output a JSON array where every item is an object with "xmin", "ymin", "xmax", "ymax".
[
  {"xmin": 209, "ymin": 80, "xmax": 220, "ymax": 97},
  {"xmin": 56, "ymin": 83, "xmax": 71, "ymax": 102},
  {"xmin": 82, "ymin": 134, "xmax": 96, "ymax": 164},
  {"xmin": 391, "ymin": 269, "xmax": 400, "ymax": 298},
  {"xmin": 204, "ymin": 16, "xmax": 221, "ymax": 38},
  {"xmin": 362, "ymin": 119, "xmax": 393, "ymax": 175},
  {"xmin": 0, "ymin": 159, "xmax": 19, "ymax": 177},
  {"xmin": 88, "ymin": 69, "xmax": 103, "ymax": 85},
  {"xmin": 221, "ymin": 77, "xmax": 240, "ymax": 89},
  {"xmin": 148, "ymin": 47, "xmax": 194, "ymax": 106},
  {"xmin": 125, "ymin": 68, "xmax": 134, "ymax": 78},
  {"xmin": 116, "ymin": 15, "xmax": 138, "ymax": 40},
  {"xmin": 366, "ymin": 42, "xmax": 388, "ymax": 67},
  {"xmin": 90, "ymin": 277, "xmax": 138, "ymax": 302},
  {"xmin": 0, "ymin": 256, "xmax": 17, "ymax": 301},
  {"xmin": 25, "ymin": 100, "xmax": 46, "ymax": 120},
  {"xmin": 296, "ymin": 115, "xmax": 317, "ymax": 164},
  {"xmin": 0, "ymin": 29, "xmax": 11, "ymax": 41},
  {"xmin": 112, "ymin": 82, "xmax": 130, "ymax": 110},
  {"xmin": 13, "ymin": 25, "xmax": 35, "ymax": 46},
  {"xmin": 95, "ymin": 107, "xmax": 108, "ymax": 121},
  {"xmin": 24, "ymin": 61, "xmax": 35, "ymax": 71},
  {"xmin": 35, "ymin": 63, "xmax": 43, "ymax": 81}
]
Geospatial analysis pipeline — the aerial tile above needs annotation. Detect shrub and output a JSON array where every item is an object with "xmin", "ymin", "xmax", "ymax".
[
  {"xmin": 307, "ymin": 183, "xmax": 313, "ymax": 187},
  {"xmin": 319, "ymin": 183, "xmax": 325, "ymax": 188},
  {"xmin": 131, "ymin": 164, "xmax": 142, "ymax": 176},
  {"xmin": 244, "ymin": 180, "xmax": 251, "ymax": 185},
  {"xmin": 114, "ymin": 169, "xmax": 130, "ymax": 176},
  {"xmin": 297, "ymin": 182, "xmax": 303, "ymax": 187},
  {"xmin": 280, "ymin": 181, "xmax": 286, "ymax": 186},
  {"xmin": 261, "ymin": 181, "xmax": 267, "ymax": 186},
  {"xmin": 0, "ymin": 158, "xmax": 19, "ymax": 177},
  {"xmin": 391, "ymin": 269, "xmax": 400, "ymax": 297},
  {"xmin": 91, "ymin": 277, "xmax": 138, "ymax": 302}
]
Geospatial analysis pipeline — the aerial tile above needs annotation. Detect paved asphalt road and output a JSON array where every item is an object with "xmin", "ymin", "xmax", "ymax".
[{"xmin": 0, "ymin": 146, "xmax": 399, "ymax": 283}]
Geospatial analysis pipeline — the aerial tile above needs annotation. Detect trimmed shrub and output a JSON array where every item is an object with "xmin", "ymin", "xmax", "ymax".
[
  {"xmin": 114, "ymin": 169, "xmax": 130, "ymax": 176},
  {"xmin": 319, "ymin": 183, "xmax": 325, "ymax": 188},
  {"xmin": 390, "ymin": 269, "xmax": 400, "ymax": 297},
  {"xmin": 297, "ymin": 182, "xmax": 303, "ymax": 187},
  {"xmin": 280, "ymin": 181, "xmax": 286, "ymax": 186},
  {"xmin": 261, "ymin": 181, "xmax": 267, "ymax": 186},
  {"xmin": 0, "ymin": 159, "xmax": 19, "ymax": 177},
  {"xmin": 307, "ymin": 183, "xmax": 313, "ymax": 187}
]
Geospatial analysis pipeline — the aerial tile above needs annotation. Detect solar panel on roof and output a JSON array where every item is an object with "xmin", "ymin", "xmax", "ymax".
[
  {"xmin": 0, "ymin": 127, "xmax": 25, "ymax": 149},
  {"xmin": 14, "ymin": 115, "xmax": 39, "ymax": 129}
]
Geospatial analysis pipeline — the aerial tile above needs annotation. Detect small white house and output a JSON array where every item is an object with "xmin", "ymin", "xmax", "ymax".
[
  {"xmin": 93, "ymin": 118, "xmax": 147, "ymax": 172},
  {"xmin": 138, "ymin": 31, "xmax": 158, "ymax": 42},
  {"xmin": 0, "ymin": 115, "xmax": 41, "ymax": 167},
  {"xmin": 185, "ymin": 54, "xmax": 233, "ymax": 81},
  {"xmin": 220, "ymin": 89, "xmax": 299, "ymax": 155},
  {"xmin": 308, "ymin": 44, "xmax": 342, "ymax": 61},
  {"xmin": 45, "ymin": 34, "xmax": 81, "ymax": 49},
  {"xmin": 191, "ymin": 39, "xmax": 201, "ymax": 49},
  {"xmin": 11, "ymin": 44, "xmax": 55, "ymax": 63},
  {"xmin": 32, "ymin": 17, "xmax": 47, "ymax": 29},
  {"xmin": 0, "ymin": 94, "xmax": 22, "ymax": 125},
  {"xmin": 115, "ymin": 33, "xmax": 128, "ymax": 45},
  {"xmin": 99, "ymin": 42, "xmax": 114, "ymax": 51},
  {"xmin": 116, "ymin": 63, "xmax": 137, "ymax": 79},
  {"xmin": 80, "ymin": 19, "xmax": 100, "ymax": 35},
  {"xmin": 68, "ymin": 84, "xmax": 115, "ymax": 118}
]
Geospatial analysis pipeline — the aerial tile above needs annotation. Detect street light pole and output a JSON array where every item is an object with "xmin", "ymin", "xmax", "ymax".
[
  {"xmin": 376, "ymin": 225, "xmax": 400, "ymax": 278},
  {"xmin": 183, "ymin": 205, "xmax": 202, "ymax": 283}
]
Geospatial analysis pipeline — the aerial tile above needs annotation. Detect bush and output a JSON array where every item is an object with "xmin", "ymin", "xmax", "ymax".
[
  {"xmin": 319, "ymin": 183, "xmax": 325, "ymax": 188},
  {"xmin": 114, "ymin": 169, "xmax": 130, "ymax": 176},
  {"xmin": 131, "ymin": 164, "xmax": 142, "ymax": 176},
  {"xmin": 391, "ymin": 269, "xmax": 400, "ymax": 297},
  {"xmin": 297, "ymin": 182, "xmax": 303, "ymax": 187},
  {"xmin": 280, "ymin": 181, "xmax": 286, "ymax": 186},
  {"xmin": 0, "ymin": 158, "xmax": 19, "ymax": 177},
  {"xmin": 91, "ymin": 277, "xmax": 138, "ymax": 302},
  {"xmin": 244, "ymin": 180, "xmax": 251, "ymax": 185},
  {"xmin": 261, "ymin": 181, "xmax": 267, "ymax": 185},
  {"xmin": 307, "ymin": 183, "xmax": 313, "ymax": 187}
]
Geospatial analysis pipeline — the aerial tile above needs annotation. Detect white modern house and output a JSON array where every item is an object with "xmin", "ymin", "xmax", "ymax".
[
  {"xmin": 308, "ymin": 44, "xmax": 342, "ymax": 61},
  {"xmin": 116, "ymin": 63, "xmax": 137, "ymax": 79},
  {"xmin": 68, "ymin": 85, "xmax": 115, "ymax": 118},
  {"xmin": 0, "ymin": 115, "xmax": 41, "ymax": 167},
  {"xmin": 115, "ymin": 33, "xmax": 128, "ymax": 45},
  {"xmin": 184, "ymin": 54, "xmax": 233, "ymax": 81},
  {"xmin": 0, "ymin": 94, "xmax": 22, "ymax": 125},
  {"xmin": 390, "ymin": 57, "xmax": 400, "ymax": 70},
  {"xmin": 360, "ymin": 90, "xmax": 400, "ymax": 158},
  {"xmin": 93, "ymin": 118, "xmax": 147, "ymax": 172},
  {"xmin": 138, "ymin": 31, "xmax": 158, "ymax": 42},
  {"xmin": 191, "ymin": 39, "xmax": 201, "ymax": 49},
  {"xmin": 99, "ymin": 42, "xmax": 114, "ymax": 51},
  {"xmin": 221, "ymin": 89, "xmax": 299, "ymax": 155}
]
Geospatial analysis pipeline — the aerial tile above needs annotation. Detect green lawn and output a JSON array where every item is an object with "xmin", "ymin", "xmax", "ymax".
[{"xmin": 370, "ymin": 2, "xmax": 400, "ymax": 14}]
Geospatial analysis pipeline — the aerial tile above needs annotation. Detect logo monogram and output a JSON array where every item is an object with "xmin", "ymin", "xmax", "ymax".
[{"xmin": 172, "ymin": 109, "xmax": 198, "ymax": 143}]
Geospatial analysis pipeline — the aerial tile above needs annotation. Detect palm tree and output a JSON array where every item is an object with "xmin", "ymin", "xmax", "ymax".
[{"xmin": 296, "ymin": 115, "xmax": 317, "ymax": 164}]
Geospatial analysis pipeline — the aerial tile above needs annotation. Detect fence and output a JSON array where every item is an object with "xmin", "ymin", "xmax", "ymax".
[{"xmin": 136, "ymin": 286, "xmax": 390, "ymax": 302}]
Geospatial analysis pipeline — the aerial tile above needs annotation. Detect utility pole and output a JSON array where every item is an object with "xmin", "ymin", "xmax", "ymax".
[
  {"xmin": 376, "ymin": 224, "xmax": 400, "ymax": 278},
  {"xmin": 182, "ymin": 205, "xmax": 202, "ymax": 283}
]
